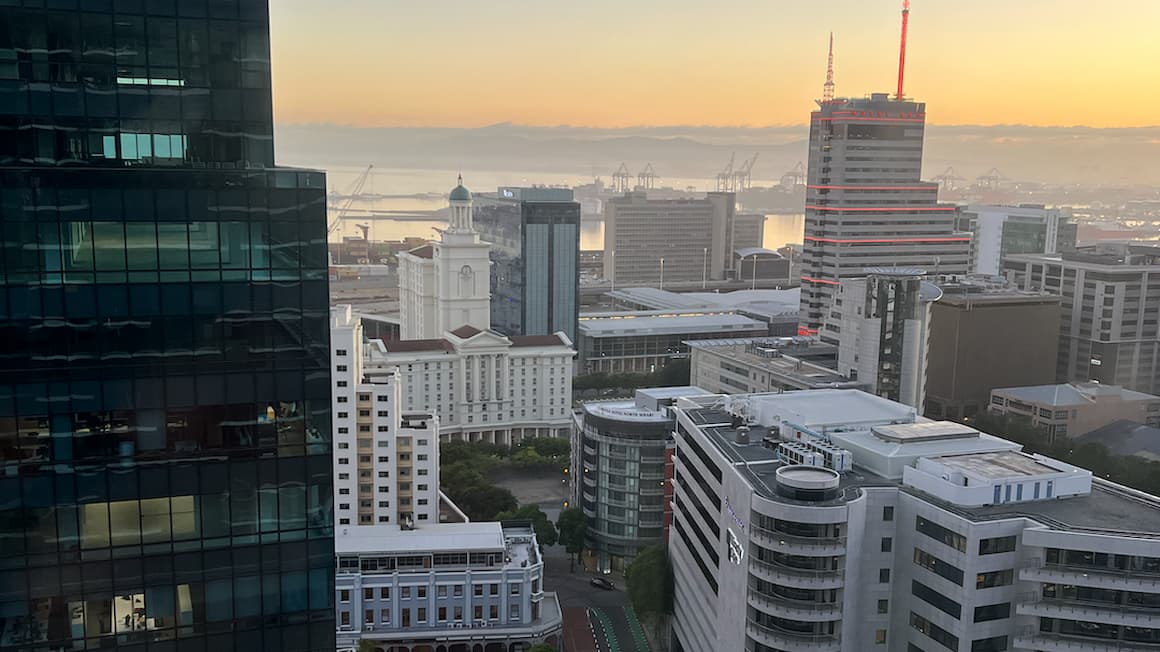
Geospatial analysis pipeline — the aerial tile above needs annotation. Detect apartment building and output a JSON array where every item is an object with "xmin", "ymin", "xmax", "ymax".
[
  {"xmin": 335, "ymin": 523, "xmax": 562, "ymax": 651},
  {"xmin": 989, "ymin": 382, "xmax": 1160, "ymax": 439},
  {"xmin": 571, "ymin": 387, "xmax": 706, "ymax": 572},
  {"xmin": 668, "ymin": 389, "xmax": 1160, "ymax": 652},
  {"xmin": 1004, "ymin": 244, "xmax": 1160, "ymax": 393},
  {"xmin": 332, "ymin": 306, "xmax": 441, "ymax": 527}
]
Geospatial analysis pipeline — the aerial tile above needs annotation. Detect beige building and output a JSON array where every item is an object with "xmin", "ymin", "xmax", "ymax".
[
  {"xmin": 603, "ymin": 191, "xmax": 765, "ymax": 286},
  {"xmin": 925, "ymin": 278, "xmax": 1062, "ymax": 421},
  {"xmin": 686, "ymin": 337, "xmax": 863, "ymax": 394},
  {"xmin": 989, "ymin": 382, "xmax": 1160, "ymax": 440}
]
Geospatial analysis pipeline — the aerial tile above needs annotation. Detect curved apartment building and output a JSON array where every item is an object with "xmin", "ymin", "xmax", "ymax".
[{"xmin": 571, "ymin": 387, "xmax": 705, "ymax": 572}]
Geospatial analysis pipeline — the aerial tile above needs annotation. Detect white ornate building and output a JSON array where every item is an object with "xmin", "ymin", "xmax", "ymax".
[{"xmin": 398, "ymin": 176, "xmax": 492, "ymax": 340}]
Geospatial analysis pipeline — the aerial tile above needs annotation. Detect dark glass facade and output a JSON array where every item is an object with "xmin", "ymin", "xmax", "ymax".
[
  {"xmin": 0, "ymin": 2, "xmax": 334, "ymax": 651},
  {"xmin": 474, "ymin": 191, "xmax": 580, "ymax": 344}
]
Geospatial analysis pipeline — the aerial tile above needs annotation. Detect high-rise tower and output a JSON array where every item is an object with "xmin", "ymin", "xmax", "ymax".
[{"xmin": 0, "ymin": 2, "xmax": 335, "ymax": 651}]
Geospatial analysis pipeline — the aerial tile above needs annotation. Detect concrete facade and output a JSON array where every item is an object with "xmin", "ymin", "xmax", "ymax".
[
  {"xmin": 957, "ymin": 204, "xmax": 1077, "ymax": 276},
  {"xmin": 1005, "ymin": 244, "xmax": 1160, "ymax": 393},
  {"xmin": 668, "ymin": 389, "xmax": 1160, "ymax": 652},
  {"xmin": 925, "ymin": 279, "xmax": 1062, "ymax": 421},
  {"xmin": 799, "ymin": 94, "xmax": 970, "ymax": 339},
  {"xmin": 686, "ymin": 337, "xmax": 860, "ymax": 395},
  {"xmin": 335, "ymin": 523, "xmax": 562, "ymax": 652},
  {"xmin": 577, "ymin": 311, "xmax": 768, "ymax": 375}
]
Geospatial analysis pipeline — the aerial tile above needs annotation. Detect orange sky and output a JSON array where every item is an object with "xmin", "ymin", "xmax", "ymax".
[{"xmin": 269, "ymin": 0, "xmax": 1160, "ymax": 128}]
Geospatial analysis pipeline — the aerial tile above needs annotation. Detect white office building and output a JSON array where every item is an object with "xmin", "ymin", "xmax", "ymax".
[
  {"xmin": 669, "ymin": 388, "xmax": 1160, "ymax": 652},
  {"xmin": 332, "ymin": 305, "xmax": 443, "ymax": 527},
  {"xmin": 334, "ymin": 306, "xmax": 574, "ymax": 446},
  {"xmin": 832, "ymin": 271, "xmax": 942, "ymax": 410},
  {"xmin": 958, "ymin": 204, "xmax": 1076, "ymax": 276},
  {"xmin": 335, "ymin": 522, "xmax": 563, "ymax": 652}
]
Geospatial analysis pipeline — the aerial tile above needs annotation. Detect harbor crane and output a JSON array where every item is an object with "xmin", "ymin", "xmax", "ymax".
[
  {"xmin": 715, "ymin": 153, "xmax": 737, "ymax": 192},
  {"xmin": 733, "ymin": 153, "xmax": 759, "ymax": 191},
  {"xmin": 637, "ymin": 163, "xmax": 658, "ymax": 190},
  {"xmin": 976, "ymin": 167, "xmax": 1006, "ymax": 190},
  {"xmin": 932, "ymin": 166, "xmax": 965, "ymax": 191},
  {"xmin": 612, "ymin": 163, "xmax": 632, "ymax": 193},
  {"xmin": 780, "ymin": 162, "xmax": 805, "ymax": 188},
  {"xmin": 327, "ymin": 164, "xmax": 374, "ymax": 237}
]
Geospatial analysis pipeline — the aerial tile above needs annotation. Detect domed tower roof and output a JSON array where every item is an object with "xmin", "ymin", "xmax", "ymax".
[{"xmin": 449, "ymin": 174, "xmax": 471, "ymax": 202}]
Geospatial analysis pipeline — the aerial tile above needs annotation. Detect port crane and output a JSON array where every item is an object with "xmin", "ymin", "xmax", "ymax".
[
  {"xmin": 733, "ymin": 153, "xmax": 759, "ymax": 191},
  {"xmin": 932, "ymin": 166, "xmax": 965, "ymax": 191},
  {"xmin": 637, "ymin": 163, "xmax": 658, "ymax": 190},
  {"xmin": 780, "ymin": 162, "xmax": 805, "ymax": 188},
  {"xmin": 612, "ymin": 163, "xmax": 632, "ymax": 193},
  {"xmin": 327, "ymin": 164, "xmax": 374, "ymax": 237},
  {"xmin": 715, "ymin": 153, "xmax": 737, "ymax": 192}
]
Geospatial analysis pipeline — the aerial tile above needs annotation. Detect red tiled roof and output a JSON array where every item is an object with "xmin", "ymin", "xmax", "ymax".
[
  {"xmin": 510, "ymin": 334, "xmax": 566, "ymax": 347},
  {"xmin": 382, "ymin": 338, "xmax": 453, "ymax": 353},
  {"xmin": 450, "ymin": 325, "xmax": 483, "ymax": 338},
  {"xmin": 406, "ymin": 244, "xmax": 434, "ymax": 259}
]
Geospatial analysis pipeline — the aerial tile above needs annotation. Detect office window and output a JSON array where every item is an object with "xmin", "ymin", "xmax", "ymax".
[
  {"xmin": 340, "ymin": 611, "xmax": 350, "ymax": 626},
  {"xmin": 340, "ymin": 590, "xmax": 350, "ymax": 602},
  {"xmin": 883, "ymin": 506, "xmax": 894, "ymax": 521},
  {"xmin": 881, "ymin": 537, "xmax": 893, "ymax": 553},
  {"xmin": 877, "ymin": 599, "xmax": 889, "ymax": 614},
  {"xmin": 978, "ymin": 536, "xmax": 1016, "ymax": 555},
  {"xmin": 438, "ymin": 586, "xmax": 447, "ymax": 597},
  {"xmin": 380, "ymin": 588, "xmax": 390, "ymax": 600},
  {"xmin": 401, "ymin": 587, "xmax": 411, "ymax": 599},
  {"xmin": 417, "ymin": 587, "xmax": 427, "ymax": 599},
  {"xmin": 380, "ymin": 609, "xmax": 391, "ymax": 624},
  {"xmin": 511, "ymin": 584, "xmax": 521, "ymax": 595},
  {"xmin": 876, "ymin": 630, "xmax": 887, "ymax": 645},
  {"xmin": 364, "ymin": 588, "xmax": 373, "ymax": 600},
  {"xmin": 973, "ymin": 603, "xmax": 1011, "ymax": 623},
  {"xmin": 438, "ymin": 607, "xmax": 447, "ymax": 621},
  {"xmin": 417, "ymin": 608, "xmax": 426, "ymax": 623},
  {"xmin": 879, "ymin": 568, "xmax": 891, "ymax": 583},
  {"xmin": 474, "ymin": 585, "xmax": 483, "ymax": 597},
  {"xmin": 976, "ymin": 569, "xmax": 1014, "ymax": 589},
  {"xmin": 915, "ymin": 516, "xmax": 966, "ymax": 552},
  {"xmin": 912, "ymin": 580, "xmax": 962, "ymax": 619},
  {"xmin": 489, "ymin": 605, "xmax": 498, "ymax": 620},
  {"xmin": 970, "ymin": 635, "xmax": 1008, "ymax": 652},
  {"xmin": 914, "ymin": 548, "xmax": 964, "ymax": 586},
  {"xmin": 910, "ymin": 612, "xmax": 958, "ymax": 651},
  {"xmin": 364, "ymin": 610, "xmax": 373, "ymax": 624},
  {"xmin": 490, "ymin": 583, "xmax": 499, "ymax": 596},
  {"xmin": 473, "ymin": 606, "xmax": 482, "ymax": 620},
  {"xmin": 454, "ymin": 585, "xmax": 463, "ymax": 597}
]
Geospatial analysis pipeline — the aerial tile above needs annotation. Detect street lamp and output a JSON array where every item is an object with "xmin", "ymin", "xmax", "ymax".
[
  {"xmin": 660, "ymin": 257, "xmax": 665, "ymax": 291},
  {"xmin": 702, "ymin": 247, "xmax": 708, "ymax": 289}
]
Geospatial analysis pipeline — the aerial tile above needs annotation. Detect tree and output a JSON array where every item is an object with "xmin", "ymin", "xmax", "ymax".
[
  {"xmin": 496, "ymin": 504, "xmax": 558, "ymax": 548},
  {"xmin": 453, "ymin": 484, "xmax": 518, "ymax": 522},
  {"xmin": 625, "ymin": 544, "xmax": 672, "ymax": 618},
  {"xmin": 556, "ymin": 508, "xmax": 589, "ymax": 572},
  {"xmin": 357, "ymin": 640, "xmax": 378, "ymax": 652}
]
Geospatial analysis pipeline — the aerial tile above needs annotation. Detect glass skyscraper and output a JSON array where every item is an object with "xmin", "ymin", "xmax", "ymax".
[
  {"xmin": 0, "ymin": 2, "xmax": 334, "ymax": 652},
  {"xmin": 473, "ymin": 188, "xmax": 580, "ymax": 344}
]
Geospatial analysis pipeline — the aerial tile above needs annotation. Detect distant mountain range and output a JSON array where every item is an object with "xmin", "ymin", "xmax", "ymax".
[{"xmin": 274, "ymin": 123, "xmax": 1160, "ymax": 187}]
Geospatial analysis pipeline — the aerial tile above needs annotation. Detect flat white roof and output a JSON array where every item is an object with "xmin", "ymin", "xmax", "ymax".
[
  {"xmin": 336, "ymin": 522, "xmax": 505, "ymax": 555},
  {"xmin": 752, "ymin": 389, "xmax": 916, "ymax": 429},
  {"xmin": 579, "ymin": 312, "xmax": 766, "ymax": 337},
  {"xmin": 609, "ymin": 287, "xmax": 800, "ymax": 314},
  {"xmin": 932, "ymin": 450, "xmax": 1065, "ymax": 480}
]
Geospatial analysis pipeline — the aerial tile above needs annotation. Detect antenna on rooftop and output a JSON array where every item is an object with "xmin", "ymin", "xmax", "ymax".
[
  {"xmin": 895, "ymin": 0, "xmax": 910, "ymax": 100},
  {"xmin": 823, "ymin": 32, "xmax": 835, "ymax": 103}
]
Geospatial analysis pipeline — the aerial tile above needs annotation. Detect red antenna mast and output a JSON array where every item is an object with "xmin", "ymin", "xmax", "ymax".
[
  {"xmin": 823, "ymin": 32, "xmax": 835, "ymax": 103},
  {"xmin": 895, "ymin": 0, "xmax": 910, "ymax": 100}
]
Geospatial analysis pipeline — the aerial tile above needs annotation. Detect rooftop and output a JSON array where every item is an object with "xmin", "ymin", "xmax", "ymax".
[
  {"xmin": 1077, "ymin": 420, "xmax": 1160, "ymax": 461},
  {"xmin": 685, "ymin": 337, "xmax": 851, "ymax": 389},
  {"xmin": 578, "ymin": 311, "xmax": 767, "ymax": 337},
  {"xmin": 381, "ymin": 338, "xmax": 454, "ymax": 353},
  {"xmin": 510, "ymin": 333, "xmax": 570, "ymax": 347},
  {"xmin": 336, "ymin": 522, "xmax": 505, "ymax": 555},
  {"xmin": 609, "ymin": 287, "xmax": 800, "ymax": 317},
  {"xmin": 994, "ymin": 382, "xmax": 1160, "ymax": 407},
  {"xmin": 582, "ymin": 386, "xmax": 708, "ymax": 422},
  {"xmin": 931, "ymin": 450, "xmax": 1065, "ymax": 480},
  {"xmin": 405, "ymin": 244, "xmax": 434, "ymax": 259}
]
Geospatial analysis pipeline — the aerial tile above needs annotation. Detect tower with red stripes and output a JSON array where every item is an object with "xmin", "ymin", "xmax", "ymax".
[{"xmin": 798, "ymin": 4, "xmax": 969, "ymax": 341}]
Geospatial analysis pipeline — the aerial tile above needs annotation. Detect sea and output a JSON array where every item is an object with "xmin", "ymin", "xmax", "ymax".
[{"xmin": 316, "ymin": 165, "xmax": 805, "ymax": 250}]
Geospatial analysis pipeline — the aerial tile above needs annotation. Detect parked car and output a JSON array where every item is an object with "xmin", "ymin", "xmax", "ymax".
[{"xmin": 590, "ymin": 577, "xmax": 615, "ymax": 590}]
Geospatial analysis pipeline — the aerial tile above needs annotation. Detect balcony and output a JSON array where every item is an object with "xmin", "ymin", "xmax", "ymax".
[
  {"xmin": 750, "ymin": 525, "xmax": 846, "ymax": 556},
  {"xmin": 747, "ymin": 592, "xmax": 842, "ymax": 622},
  {"xmin": 748, "ymin": 558, "xmax": 844, "ymax": 590},
  {"xmin": 1013, "ymin": 627, "xmax": 1160, "ymax": 652},
  {"xmin": 1022, "ymin": 559, "xmax": 1160, "ymax": 593},
  {"xmin": 1017, "ymin": 593, "xmax": 1160, "ymax": 629},
  {"xmin": 746, "ymin": 620, "xmax": 841, "ymax": 652}
]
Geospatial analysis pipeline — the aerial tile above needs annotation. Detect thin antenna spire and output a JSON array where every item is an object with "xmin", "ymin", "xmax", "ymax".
[
  {"xmin": 823, "ymin": 32, "xmax": 835, "ymax": 103},
  {"xmin": 896, "ymin": 0, "xmax": 910, "ymax": 100}
]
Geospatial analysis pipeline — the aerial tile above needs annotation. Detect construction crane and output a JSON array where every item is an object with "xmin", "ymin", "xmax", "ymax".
[
  {"xmin": 612, "ymin": 163, "xmax": 632, "ymax": 193},
  {"xmin": 637, "ymin": 163, "xmax": 658, "ymax": 190},
  {"xmin": 327, "ymin": 164, "xmax": 374, "ymax": 237},
  {"xmin": 932, "ymin": 166, "xmax": 965, "ymax": 191},
  {"xmin": 780, "ymin": 162, "xmax": 805, "ymax": 188},
  {"xmin": 976, "ymin": 167, "xmax": 1006, "ymax": 190},
  {"xmin": 733, "ymin": 153, "xmax": 759, "ymax": 191},
  {"xmin": 715, "ymin": 153, "xmax": 737, "ymax": 192}
]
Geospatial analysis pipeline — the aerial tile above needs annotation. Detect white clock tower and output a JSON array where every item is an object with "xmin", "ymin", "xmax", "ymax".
[{"xmin": 432, "ymin": 176, "xmax": 491, "ymax": 335}]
